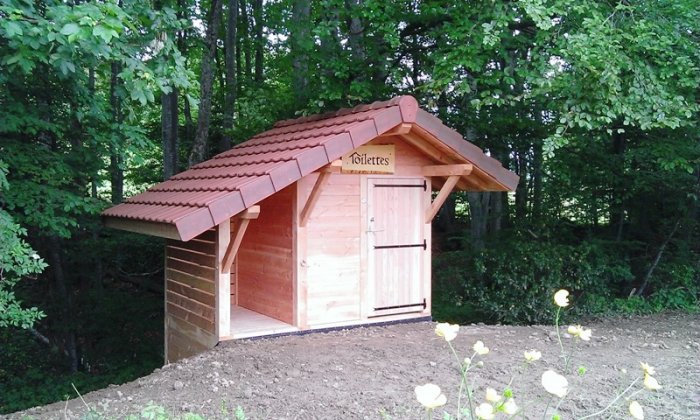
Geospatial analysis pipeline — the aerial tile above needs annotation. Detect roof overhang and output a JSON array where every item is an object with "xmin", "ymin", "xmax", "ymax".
[{"xmin": 101, "ymin": 96, "xmax": 519, "ymax": 241}]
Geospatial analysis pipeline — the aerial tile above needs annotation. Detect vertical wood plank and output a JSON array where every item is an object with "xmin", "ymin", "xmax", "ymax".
[
  {"xmin": 237, "ymin": 185, "xmax": 294, "ymax": 323},
  {"xmin": 359, "ymin": 174, "xmax": 368, "ymax": 319},
  {"xmin": 163, "ymin": 247, "xmax": 169, "ymax": 364},
  {"xmin": 423, "ymin": 182, "xmax": 432, "ymax": 316},
  {"xmin": 215, "ymin": 221, "xmax": 231, "ymax": 339}
]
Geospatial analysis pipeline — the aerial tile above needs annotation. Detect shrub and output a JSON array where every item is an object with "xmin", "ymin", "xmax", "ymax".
[{"xmin": 434, "ymin": 238, "xmax": 634, "ymax": 324}]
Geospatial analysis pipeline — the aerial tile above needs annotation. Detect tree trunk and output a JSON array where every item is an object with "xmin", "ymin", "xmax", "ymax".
[
  {"xmin": 110, "ymin": 61, "xmax": 124, "ymax": 204},
  {"xmin": 162, "ymin": 89, "xmax": 179, "ymax": 179},
  {"xmin": 222, "ymin": 0, "xmax": 239, "ymax": 150},
  {"xmin": 291, "ymin": 0, "xmax": 311, "ymax": 105},
  {"xmin": 239, "ymin": 0, "xmax": 252, "ymax": 82},
  {"xmin": 188, "ymin": 0, "xmax": 224, "ymax": 166},
  {"xmin": 531, "ymin": 140, "xmax": 543, "ymax": 223},
  {"xmin": 346, "ymin": 0, "xmax": 365, "ymax": 63},
  {"xmin": 514, "ymin": 148, "xmax": 528, "ymax": 220},
  {"xmin": 87, "ymin": 66, "xmax": 103, "ymax": 291},
  {"xmin": 467, "ymin": 192, "xmax": 491, "ymax": 251},
  {"xmin": 636, "ymin": 220, "xmax": 681, "ymax": 296},
  {"xmin": 611, "ymin": 132, "xmax": 626, "ymax": 241},
  {"xmin": 48, "ymin": 236, "xmax": 79, "ymax": 373},
  {"xmin": 252, "ymin": 0, "xmax": 263, "ymax": 84},
  {"xmin": 490, "ymin": 191, "xmax": 502, "ymax": 233}
]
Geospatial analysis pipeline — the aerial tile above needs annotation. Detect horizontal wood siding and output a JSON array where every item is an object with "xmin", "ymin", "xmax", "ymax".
[
  {"xmin": 165, "ymin": 231, "xmax": 217, "ymax": 362},
  {"xmin": 301, "ymin": 173, "xmax": 362, "ymax": 325},
  {"xmin": 237, "ymin": 185, "xmax": 294, "ymax": 323}
]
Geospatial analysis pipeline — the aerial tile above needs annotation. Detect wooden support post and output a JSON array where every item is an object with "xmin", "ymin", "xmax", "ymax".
[
  {"xmin": 216, "ymin": 221, "xmax": 231, "ymax": 340},
  {"xmin": 423, "ymin": 164, "xmax": 473, "ymax": 223},
  {"xmin": 222, "ymin": 206, "xmax": 260, "ymax": 273},
  {"xmin": 299, "ymin": 172, "xmax": 330, "ymax": 227},
  {"xmin": 422, "ymin": 163, "xmax": 473, "ymax": 177}
]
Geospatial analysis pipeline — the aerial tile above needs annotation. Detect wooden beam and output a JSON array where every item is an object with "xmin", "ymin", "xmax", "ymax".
[
  {"xmin": 103, "ymin": 217, "xmax": 182, "ymax": 240},
  {"xmin": 320, "ymin": 159, "xmax": 342, "ymax": 173},
  {"xmin": 238, "ymin": 205, "xmax": 261, "ymax": 219},
  {"xmin": 299, "ymin": 172, "xmax": 330, "ymax": 227},
  {"xmin": 422, "ymin": 164, "xmax": 473, "ymax": 177},
  {"xmin": 378, "ymin": 123, "xmax": 412, "ymax": 137},
  {"xmin": 221, "ymin": 206, "xmax": 260, "ymax": 273},
  {"xmin": 425, "ymin": 175, "xmax": 460, "ymax": 223}
]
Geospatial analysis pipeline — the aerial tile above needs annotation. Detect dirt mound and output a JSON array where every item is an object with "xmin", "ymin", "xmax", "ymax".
[{"xmin": 9, "ymin": 313, "xmax": 700, "ymax": 419}]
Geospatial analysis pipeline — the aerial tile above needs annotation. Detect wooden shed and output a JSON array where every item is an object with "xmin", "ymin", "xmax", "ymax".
[{"xmin": 102, "ymin": 96, "xmax": 518, "ymax": 363}]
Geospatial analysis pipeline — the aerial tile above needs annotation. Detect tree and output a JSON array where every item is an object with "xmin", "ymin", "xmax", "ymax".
[
  {"xmin": 0, "ymin": 163, "xmax": 46, "ymax": 329},
  {"xmin": 222, "ymin": 0, "xmax": 239, "ymax": 150},
  {"xmin": 188, "ymin": 0, "xmax": 224, "ymax": 166}
]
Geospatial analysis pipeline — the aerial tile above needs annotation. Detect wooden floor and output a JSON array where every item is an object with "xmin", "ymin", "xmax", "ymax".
[{"xmin": 229, "ymin": 306, "xmax": 299, "ymax": 339}]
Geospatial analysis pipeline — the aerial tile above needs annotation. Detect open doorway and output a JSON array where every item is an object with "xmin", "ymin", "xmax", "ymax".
[{"xmin": 227, "ymin": 186, "xmax": 297, "ymax": 339}]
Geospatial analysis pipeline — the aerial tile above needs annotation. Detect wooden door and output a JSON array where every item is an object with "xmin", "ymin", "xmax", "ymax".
[{"xmin": 367, "ymin": 178, "xmax": 426, "ymax": 316}]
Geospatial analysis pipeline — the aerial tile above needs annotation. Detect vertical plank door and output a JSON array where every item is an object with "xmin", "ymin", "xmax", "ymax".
[{"xmin": 367, "ymin": 178, "xmax": 426, "ymax": 316}]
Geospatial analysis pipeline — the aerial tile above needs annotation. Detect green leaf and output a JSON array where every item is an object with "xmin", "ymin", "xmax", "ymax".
[
  {"xmin": 60, "ymin": 23, "xmax": 80, "ymax": 36},
  {"xmin": 93, "ymin": 25, "xmax": 118, "ymax": 43},
  {"xmin": 4, "ymin": 21, "xmax": 23, "ymax": 37}
]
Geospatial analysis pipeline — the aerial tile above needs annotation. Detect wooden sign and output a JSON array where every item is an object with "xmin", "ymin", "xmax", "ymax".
[{"xmin": 341, "ymin": 145, "xmax": 395, "ymax": 174}]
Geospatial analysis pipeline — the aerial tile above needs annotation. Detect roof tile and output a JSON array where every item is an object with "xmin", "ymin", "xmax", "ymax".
[{"xmin": 102, "ymin": 95, "xmax": 518, "ymax": 241}]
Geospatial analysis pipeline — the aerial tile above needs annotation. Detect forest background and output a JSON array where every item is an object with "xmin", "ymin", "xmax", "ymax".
[{"xmin": 0, "ymin": 0, "xmax": 698, "ymax": 413}]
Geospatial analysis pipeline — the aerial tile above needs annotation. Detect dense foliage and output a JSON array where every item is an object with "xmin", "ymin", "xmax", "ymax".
[{"xmin": 1, "ymin": 0, "xmax": 698, "ymax": 413}]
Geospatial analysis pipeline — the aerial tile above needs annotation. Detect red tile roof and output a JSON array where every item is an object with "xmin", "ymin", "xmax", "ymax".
[{"xmin": 102, "ymin": 96, "xmax": 518, "ymax": 241}]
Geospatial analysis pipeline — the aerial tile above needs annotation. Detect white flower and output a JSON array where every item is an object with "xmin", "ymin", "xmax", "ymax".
[
  {"xmin": 485, "ymin": 387, "xmax": 501, "ymax": 403},
  {"xmin": 579, "ymin": 328, "xmax": 592, "ymax": 341},
  {"xmin": 475, "ymin": 402, "xmax": 495, "ymax": 420},
  {"xmin": 643, "ymin": 374, "xmax": 662, "ymax": 391},
  {"xmin": 524, "ymin": 349, "xmax": 542, "ymax": 362},
  {"xmin": 541, "ymin": 370, "xmax": 568, "ymax": 398},
  {"xmin": 567, "ymin": 325, "xmax": 592, "ymax": 341},
  {"xmin": 435, "ymin": 322, "xmax": 459, "ymax": 342},
  {"xmin": 629, "ymin": 401, "xmax": 644, "ymax": 419},
  {"xmin": 473, "ymin": 340, "xmax": 490, "ymax": 355},
  {"xmin": 31, "ymin": 253, "xmax": 40, "ymax": 260},
  {"xmin": 503, "ymin": 398, "xmax": 518, "ymax": 415},
  {"xmin": 464, "ymin": 357, "xmax": 471, "ymax": 366},
  {"xmin": 414, "ymin": 383, "xmax": 447, "ymax": 409},
  {"xmin": 640, "ymin": 362, "xmax": 655, "ymax": 376},
  {"xmin": 554, "ymin": 290, "xmax": 570, "ymax": 307}
]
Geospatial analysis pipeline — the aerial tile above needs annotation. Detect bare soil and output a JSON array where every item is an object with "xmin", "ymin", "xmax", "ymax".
[{"xmin": 9, "ymin": 312, "xmax": 700, "ymax": 419}]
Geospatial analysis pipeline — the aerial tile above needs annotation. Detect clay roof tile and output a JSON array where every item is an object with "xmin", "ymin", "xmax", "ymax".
[{"xmin": 102, "ymin": 95, "xmax": 518, "ymax": 241}]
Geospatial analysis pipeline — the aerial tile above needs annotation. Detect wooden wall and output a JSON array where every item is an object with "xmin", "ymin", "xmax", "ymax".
[
  {"xmin": 164, "ymin": 230, "xmax": 218, "ymax": 363},
  {"xmin": 297, "ymin": 136, "xmax": 435, "ymax": 328},
  {"xmin": 298, "ymin": 173, "xmax": 362, "ymax": 326},
  {"xmin": 237, "ymin": 185, "xmax": 294, "ymax": 323}
]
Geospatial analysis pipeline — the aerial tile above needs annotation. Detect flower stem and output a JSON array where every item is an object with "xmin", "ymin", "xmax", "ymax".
[
  {"xmin": 577, "ymin": 377, "xmax": 640, "ymax": 419},
  {"xmin": 554, "ymin": 306, "xmax": 568, "ymax": 369},
  {"xmin": 541, "ymin": 399, "xmax": 552, "ymax": 420},
  {"xmin": 448, "ymin": 342, "xmax": 475, "ymax": 420}
]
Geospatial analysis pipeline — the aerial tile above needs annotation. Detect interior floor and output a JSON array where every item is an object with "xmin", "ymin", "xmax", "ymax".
[{"xmin": 229, "ymin": 305, "xmax": 299, "ymax": 339}]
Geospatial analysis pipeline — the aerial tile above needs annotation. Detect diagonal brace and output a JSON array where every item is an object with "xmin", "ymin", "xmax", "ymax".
[
  {"xmin": 222, "ymin": 206, "xmax": 260, "ymax": 273},
  {"xmin": 300, "ymin": 172, "xmax": 330, "ymax": 227}
]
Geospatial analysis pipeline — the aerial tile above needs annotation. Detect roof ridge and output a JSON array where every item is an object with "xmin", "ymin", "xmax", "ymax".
[{"xmin": 273, "ymin": 95, "xmax": 410, "ymax": 128}]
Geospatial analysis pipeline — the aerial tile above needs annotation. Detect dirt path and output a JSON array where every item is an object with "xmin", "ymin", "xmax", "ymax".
[{"xmin": 9, "ymin": 312, "xmax": 700, "ymax": 419}]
